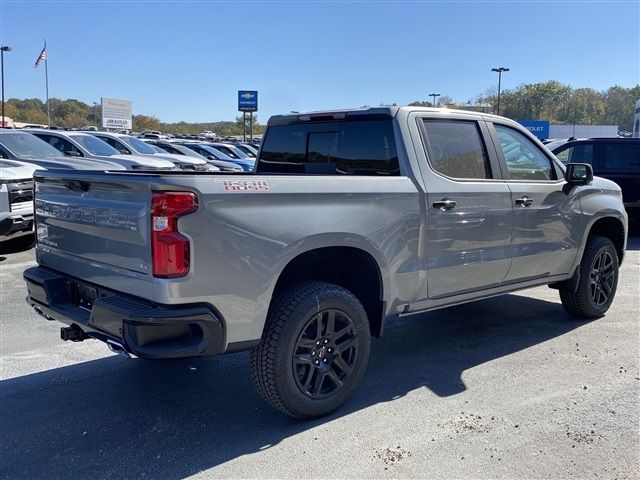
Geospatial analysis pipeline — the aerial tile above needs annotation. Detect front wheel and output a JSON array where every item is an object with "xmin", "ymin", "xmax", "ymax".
[
  {"xmin": 560, "ymin": 235, "xmax": 619, "ymax": 319},
  {"xmin": 250, "ymin": 281, "xmax": 371, "ymax": 418}
]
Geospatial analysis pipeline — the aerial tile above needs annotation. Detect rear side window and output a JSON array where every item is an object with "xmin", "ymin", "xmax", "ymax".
[
  {"xmin": 421, "ymin": 119, "xmax": 491, "ymax": 179},
  {"xmin": 598, "ymin": 143, "xmax": 640, "ymax": 172},
  {"xmin": 258, "ymin": 120, "xmax": 399, "ymax": 175}
]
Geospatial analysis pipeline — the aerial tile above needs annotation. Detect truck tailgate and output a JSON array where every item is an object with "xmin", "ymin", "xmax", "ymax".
[{"xmin": 34, "ymin": 171, "xmax": 155, "ymax": 286}]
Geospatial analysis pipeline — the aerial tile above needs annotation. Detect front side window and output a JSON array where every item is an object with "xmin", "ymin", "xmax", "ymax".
[
  {"xmin": 495, "ymin": 125, "xmax": 555, "ymax": 180},
  {"xmin": 421, "ymin": 119, "xmax": 491, "ymax": 179},
  {"xmin": 36, "ymin": 135, "xmax": 81, "ymax": 156},
  {"xmin": 98, "ymin": 136, "xmax": 128, "ymax": 153},
  {"xmin": 121, "ymin": 136, "xmax": 158, "ymax": 155},
  {"xmin": 258, "ymin": 119, "xmax": 399, "ymax": 175}
]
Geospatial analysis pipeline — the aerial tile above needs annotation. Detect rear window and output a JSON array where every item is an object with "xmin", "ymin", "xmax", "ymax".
[
  {"xmin": 422, "ymin": 119, "xmax": 491, "ymax": 179},
  {"xmin": 257, "ymin": 120, "xmax": 399, "ymax": 175}
]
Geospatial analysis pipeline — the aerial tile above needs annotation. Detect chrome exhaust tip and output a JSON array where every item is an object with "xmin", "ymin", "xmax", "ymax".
[{"xmin": 107, "ymin": 339, "xmax": 131, "ymax": 358}]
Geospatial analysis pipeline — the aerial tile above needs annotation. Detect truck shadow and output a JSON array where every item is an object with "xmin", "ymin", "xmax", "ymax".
[
  {"xmin": 0, "ymin": 293, "xmax": 592, "ymax": 479},
  {"xmin": 626, "ymin": 224, "xmax": 640, "ymax": 250},
  {"xmin": 0, "ymin": 235, "xmax": 34, "ymax": 257}
]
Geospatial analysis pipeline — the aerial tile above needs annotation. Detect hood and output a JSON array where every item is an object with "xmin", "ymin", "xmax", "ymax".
[
  {"xmin": 14, "ymin": 156, "xmax": 126, "ymax": 171},
  {"xmin": 0, "ymin": 159, "xmax": 42, "ymax": 180},
  {"xmin": 150, "ymin": 152, "xmax": 207, "ymax": 166},
  {"xmin": 592, "ymin": 175, "xmax": 623, "ymax": 192}
]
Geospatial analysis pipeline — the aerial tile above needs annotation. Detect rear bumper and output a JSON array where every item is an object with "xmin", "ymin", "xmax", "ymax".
[
  {"xmin": 23, "ymin": 266, "xmax": 225, "ymax": 359},
  {"xmin": 0, "ymin": 214, "xmax": 34, "ymax": 237}
]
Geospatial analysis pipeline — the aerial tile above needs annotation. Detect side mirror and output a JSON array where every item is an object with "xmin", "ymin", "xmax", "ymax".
[
  {"xmin": 64, "ymin": 150, "xmax": 81, "ymax": 157},
  {"xmin": 118, "ymin": 149, "xmax": 131, "ymax": 155},
  {"xmin": 565, "ymin": 163, "xmax": 593, "ymax": 185},
  {"xmin": 207, "ymin": 155, "xmax": 216, "ymax": 160}
]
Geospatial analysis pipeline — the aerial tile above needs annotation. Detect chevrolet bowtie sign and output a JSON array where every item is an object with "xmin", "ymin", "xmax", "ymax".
[{"xmin": 238, "ymin": 90, "xmax": 258, "ymax": 112}]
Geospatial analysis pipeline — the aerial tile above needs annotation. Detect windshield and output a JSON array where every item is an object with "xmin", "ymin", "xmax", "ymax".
[
  {"xmin": 0, "ymin": 132, "xmax": 65, "ymax": 158},
  {"xmin": 120, "ymin": 136, "xmax": 159, "ymax": 154},
  {"xmin": 68, "ymin": 134, "xmax": 119, "ymax": 156}
]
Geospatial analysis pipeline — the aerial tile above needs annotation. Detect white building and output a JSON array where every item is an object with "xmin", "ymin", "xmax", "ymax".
[{"xmin": 549, "ymin": 124, "xmax": 618, "ymax": 139}]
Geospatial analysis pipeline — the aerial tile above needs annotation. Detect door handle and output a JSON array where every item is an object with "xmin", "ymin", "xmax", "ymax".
[
  {"xmin": 432, "ymin": 199, "xmax": 457, "ymax": 211},
  {"xmin": 515, "ymin": 196, "xmax": 534, "ymax": 207}
]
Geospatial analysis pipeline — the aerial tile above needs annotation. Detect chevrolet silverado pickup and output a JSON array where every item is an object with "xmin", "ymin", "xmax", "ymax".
[{"xmin": 24, "ymin": 107, "xmax": 628, "ymax": 418}]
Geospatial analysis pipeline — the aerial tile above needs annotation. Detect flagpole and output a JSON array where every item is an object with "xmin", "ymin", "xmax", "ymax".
[{"xmin": 44, "ymin": 40, "xmax": 50, "ymax": 127}]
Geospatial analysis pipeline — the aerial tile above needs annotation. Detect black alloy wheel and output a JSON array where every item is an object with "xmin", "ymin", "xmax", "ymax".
[
  {"xmin": 250, "ymin": 281, "xmax": 371, "ymax": 418},
  {"xmin": 560, "ymin": 235, "xmax": 619, "ymax": 319},
  {"xmin": 292, "ymin": 309, "xmax": 358, "ymax": 399},
  {"xmin": 589, "ymin": 250, "xmax": 615, "ymax": 306}
]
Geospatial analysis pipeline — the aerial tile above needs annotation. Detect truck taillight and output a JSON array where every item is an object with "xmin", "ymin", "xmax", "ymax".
[{"xmin": 151, "ymin": 192, "xmax": 198, "ymax": 278}]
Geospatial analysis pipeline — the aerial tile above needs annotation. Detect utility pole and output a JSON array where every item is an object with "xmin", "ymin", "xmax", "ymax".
[
  {"xmin": 243, "ymin": 112, "xmax": 247, "ymax": 142},
  {"xmin": 0, "ymin": 45, "xmax": 12, "ymax": 128},
  {"xmin": 93, "ymin": 102, "xmax": 98, "ymax": 127},
  {"xmin": 429, "ymin": 93, "xmax": 441, "ymax": 108}
]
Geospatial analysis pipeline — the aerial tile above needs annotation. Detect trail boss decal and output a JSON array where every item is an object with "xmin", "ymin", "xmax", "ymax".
[{"xmin": 219, "ymin": 180, "xmax": 271, "ymax": 192}]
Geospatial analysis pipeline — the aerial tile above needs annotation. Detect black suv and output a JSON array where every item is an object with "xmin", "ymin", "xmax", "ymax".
[{"xmin": 548, "ymin": 138, "xmax": 640, "ymax": 221}]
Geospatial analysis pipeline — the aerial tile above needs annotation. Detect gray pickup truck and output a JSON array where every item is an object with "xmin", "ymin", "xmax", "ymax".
[{"xmin": 24, "ymin": 107, "xmax": 628, "ymax": 418}]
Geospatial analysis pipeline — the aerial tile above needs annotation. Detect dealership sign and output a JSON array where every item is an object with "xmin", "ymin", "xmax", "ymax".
[
  {"xmin": 101, "ymin": 97, "xmax": 132, "ymax": 129},
  {"xmin": 238, "ymin": 91, "xmax": 258, "ymax": 112},
  {"xmin": 518, "ymin": 120, "xmax": 550, "ymax": 139}
]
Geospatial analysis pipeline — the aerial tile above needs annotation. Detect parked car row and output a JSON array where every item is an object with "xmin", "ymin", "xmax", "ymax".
[
  {"xmin": 143, "ymin": 139, "xmax": 257, "ymax": 171},
  {"xmin": 0, "ymin": 129, "xmax": 260, "ymax": 242},
  {"xmin": 135, "ymin": 129, "xmax": 263, "ymax": 147}
]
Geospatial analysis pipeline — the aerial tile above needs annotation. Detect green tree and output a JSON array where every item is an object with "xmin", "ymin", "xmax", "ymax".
[{"xmin": 133, "ymin": 114, "xmax": 162, "ymax": 131}]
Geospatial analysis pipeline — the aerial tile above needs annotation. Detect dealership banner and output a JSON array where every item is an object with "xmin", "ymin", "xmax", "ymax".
[
  {"xmin": 518, "ymin": 120, "xmax": 550, "ymax": 139},
  {"xmin": 238, "ymin": 91, "xmax": 258, "ymax": 112},
  {"xmin": 101, "ymin": 97, "xmax": 132, "ymax": 129}
]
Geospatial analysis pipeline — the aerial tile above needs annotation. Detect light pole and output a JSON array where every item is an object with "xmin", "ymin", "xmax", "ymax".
[
  {"xmin": 429, "ymin": 93, "xmax": 441, "ymax": 108},
  {"xmin": 93, "ymin": 102, "xmax": 98, "ymax": 127},
  {"xmin": 491, "ymin": 67, "xmax": 509, "ymax": 116},
  {"xmin": 1, "ymin": 45, "xmax": 12, "ymax": 128}
]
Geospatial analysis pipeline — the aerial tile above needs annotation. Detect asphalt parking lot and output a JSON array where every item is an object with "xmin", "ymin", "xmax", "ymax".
[{"xmin": 1, "ymin": 233, "xmax": 638, "ymax": 480}]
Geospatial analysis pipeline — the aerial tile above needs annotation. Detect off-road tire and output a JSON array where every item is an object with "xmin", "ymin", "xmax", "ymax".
[
  {"xmin": 560, "ymin": 235, "xmax": 619, "ymax": 319},
  {"xmin": 250, "ymin": 281, "xmax": 371, "ymax": 418}
]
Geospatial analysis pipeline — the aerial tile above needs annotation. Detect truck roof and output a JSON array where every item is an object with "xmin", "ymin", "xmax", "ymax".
[{"xmin": 267, "ymin": 106, "xmax": 504, "ymax": 126}]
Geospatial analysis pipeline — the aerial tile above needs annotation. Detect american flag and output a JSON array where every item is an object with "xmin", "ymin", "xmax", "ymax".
[{"xmin": 34, "ymin": 45, "xmax": 47, "ymax": 68}]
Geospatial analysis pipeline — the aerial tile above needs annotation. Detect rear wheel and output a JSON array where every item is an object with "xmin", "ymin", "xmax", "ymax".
[
  {"xmin": 560, "ymin": 235, "xmax": 619, "ymax": 319},
  {"xmin": 250, "ymin": 281, "xmax": 370, "ymax": 418}
]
